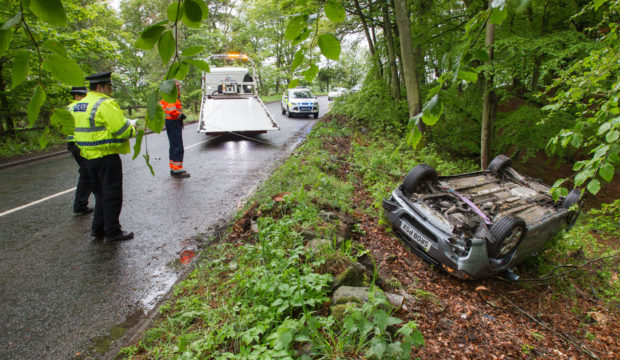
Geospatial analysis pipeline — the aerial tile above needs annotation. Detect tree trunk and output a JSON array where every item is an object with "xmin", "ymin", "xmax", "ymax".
[
  {"xmin": 353, "ymin": 0, "xmax": 382, "ymax": 74},
  {"xmin": 481, "ymin": 1, "xmax": 496, "ymax": 170},
  {"xmin": 382, "ymin": 4, "xmax": 400, "ymax": 100},
  {"xmin": 0, "ymin": 59, "xmax": 14, "ymax": 136},
  {"xmin": 393, "ymin": 0, "xmax": 423, "ymax": 131}
]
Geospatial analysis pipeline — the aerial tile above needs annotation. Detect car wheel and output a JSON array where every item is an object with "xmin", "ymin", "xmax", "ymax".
[
  {"xmin": 281, "ymin": 105, "xmax": 285, "ymax": 115},
  {"xmin": 286, "ymin": 107, "xmax": 291, "ymax": 118},
  {"xmin": 488, "ymin": 154, "xmax": 512, "ymax": 176},
  {"xmin": 562, "ymin": 188, "xmax": 582, "ymax": 227},
  {"xmin": 562, "ymin": 189, "xmax": 581, "ymax": 209},
  {"xmin": 402, "ymin": 164, "xmax": 438, "ymax": 197},
  {"xmin": 488, "ymin": 216, "xmax": 527, "ymax": 259},
  {"xmin": 313, "ymin": 112, "xmax": 319, "ymax": 119}
]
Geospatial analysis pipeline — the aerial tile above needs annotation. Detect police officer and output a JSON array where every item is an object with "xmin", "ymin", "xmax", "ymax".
[
  {"xmin": 69, "ymin": 72, "xmax": 135, "ymax": 242},
  {"xmin": 160, "ymin": 80, "xmax": 190, "ymax": 178},
  {"xmin": 67, "ymin": 86, "xmax": 94, "ymax": 216}
]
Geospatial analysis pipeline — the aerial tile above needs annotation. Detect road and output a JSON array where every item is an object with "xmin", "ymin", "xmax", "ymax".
[{"xmin": 0, "ymin": 98, "xmax": 327, "ymax": 359}]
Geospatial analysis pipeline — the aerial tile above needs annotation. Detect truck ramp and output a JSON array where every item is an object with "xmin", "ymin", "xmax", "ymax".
[{"xmin": 198, "ymin": 95, "xmax": 278, "ymax": 134}]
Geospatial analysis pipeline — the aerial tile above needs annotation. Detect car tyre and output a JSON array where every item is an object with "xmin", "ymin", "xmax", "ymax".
[
  {"xmin": 281, "ymin": 105, "xmax": 286, "ymax": 115},
  {"xmin": 562, "ymin": 189, "xmax": 581, "ymax": 209},
  {"xmin": 313, "ymin": 112, "xmax": 319, "ymax": 119},
  {"xmin": 488, "ymin": 216, "xmax": 527, "ymax": 259},
  {"xmin": 402, "ymin": 164, "xmax": 438, "ymax": 197},
  {"xmin": 286, "ymin": 107, "xmax": 291, "ymax": 118},
  {"xmin": 488, "ymin": 154, "xmax": 512, "ymax": 176}
]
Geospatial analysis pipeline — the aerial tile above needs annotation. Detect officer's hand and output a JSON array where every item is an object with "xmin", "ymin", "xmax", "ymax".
[{"xmin": 179, "ymin": 113, "xmax": 187, "ymax": 120}]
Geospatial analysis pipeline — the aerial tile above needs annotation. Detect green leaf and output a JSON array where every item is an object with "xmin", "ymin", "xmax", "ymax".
[
  {"xmin": 593, "ymin": 0, "xmax": 607, "ymax": 10},
  {"xmin": 571, "ymin": 133, "xmax": 583, "ymax": 148},
  {"xmin": 489, "ymin": 6, "xmax": 507, "ymax": 25},
  {"xmin": 143, "ymin": 152, "xmax": 154, "ymax": 176},
  {"xmin": 302, "ymin": 64, "xmax": 319, "ymax": 82},
  {"xmin": 574, "ymin": 172, "xmax": 587, "ymax": 187},
  {"xmin": 325, "ymin": 0, "xmax": 345, "ymax": 23},
  {"xmin": 0, "ymin": 29, "xmax": 14, "ymax": 56},
  {"xmin": 407, "ymin": 125, "xmax": 423, "ymax": 148},
  {"xmin": 30, "ymin": 0, "xmax": 67, "ymax": 27},
  {"xmin": 421, "ymin": 94, "xmax": 443, "ymax": 126},
  {"xmin": 291, "ymin": 49, "xmax": 304, "ymax": 71},
  {"xmin": 157, "ymin": 30, "xmax": 175, "ymax": 65},
  {"xmin": 587, "ymin": 179, "xmax": 601, "ymax": 195},
  {"xmin": 184, "ymin": 58, "xmax": 209, "ymax": 72},
  {"xmin": 593, "ymin": 145, "xmax": 609, "ymax": 159},
  {"xmin": 572, "ymin": 161, "xmax": 585, "ymax": 171},
  {"xmin": 606, "ymin": 130, "xmax": 619, "ymax": 143},
  {"xmin": 457, "ymin": 67, "xmax": 478, "ymax": 82},
  {"xmin": 165, "ymin": 62, "xmax": 180, "ymax": 81},
  {"xmin": 167, "ymin": 1, "xmax": 183, "ymax": 22},
  {"xmin": 182, "ymin": 0, "xmax": 202, "ymax": 28},
  {"xmin": 39, "ymin": 126, "xmax": 50, "ymax": 149},
  {"xmin": 599, "ymin": 163, "xmax": 614, "ymax": 182},
  {"xmin": 50, "ymin": 108, "xmax": 74, "ymax": 135},
  {"xmin": 160, "ymin": 80, "xmax": 178, "ymax": 103},
  {"xmin": 288, "ymin": 79, "xmax": 299, "ymax": 89},
  {"xmin": 469, "ymin": 49, "xmax": 489, "ymax": 63},
  {"xmin": 11, "ymin": 50, "xmax": 30, "ymax": 89},
  {"xmin": 285, "ymin": 15, "xmax": 307, "ymax": 41},
  {"xmin": 135, "ymin": 22, "xmax": 167, "ymax": 50},
  {"xmin": 28, "ymin": 85, "xmax": 46, "ymax": 127},
  {"xmin": 43, "ymin": 53, "xmax": 85, "ymax": 86},
  {"xmin": 132, "ymin": 129, "xmax": 145, "ymax": 160},
  {"xmin": 176, "ymin": 62, "xmax": 190, "ymax": 81},
  {"xmin": 181, "ymin": 45, "xmax": 204, "ymax": 57},
  {"xmin": 146, "ymin": 91, "xmax": 165, "ymax": 133},
  {"xmin": 2, "ymin": 12, "xmax": 22, "ymax": 30},
  {"xmin": 318, "ymin": 33, "xmax": 340, "ymax": 60},
  {"xmin": 42, "ymin": 39, "xmax": 67, "ymax": 56}
]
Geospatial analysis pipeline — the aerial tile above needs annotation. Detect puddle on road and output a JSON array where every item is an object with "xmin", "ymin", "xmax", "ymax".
[{"xmin": 76, "ymin": 309, "xmax": 144, "ymax": 359}]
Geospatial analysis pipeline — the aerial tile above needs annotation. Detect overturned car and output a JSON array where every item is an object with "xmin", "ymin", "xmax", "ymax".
[{"xmin": 382, "ymin": 155, "xmax": 580, "ymax": 280}]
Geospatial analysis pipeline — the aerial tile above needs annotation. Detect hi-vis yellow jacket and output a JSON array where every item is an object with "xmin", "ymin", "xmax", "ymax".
[{"xmin": 69, "ymin": 92, "xmax": 135, "ymax": 160}]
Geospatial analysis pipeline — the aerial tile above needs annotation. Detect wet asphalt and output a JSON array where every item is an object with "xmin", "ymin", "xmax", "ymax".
[{"xmin": 0, "ymin": 98, "xmax": 327, "ymax": 359}]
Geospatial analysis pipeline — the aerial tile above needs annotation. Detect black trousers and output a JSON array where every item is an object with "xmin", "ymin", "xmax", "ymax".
[
  {"xmin": 85, "ymin": 154, "xmax": 123, "ymax": 237},
  {"xmin": 68, "ymin": 142, "xmax": 92, "ymax": 212},
  {"xmin": 165, "ymin": 119, "xmax": 184, "ymax": 162}
]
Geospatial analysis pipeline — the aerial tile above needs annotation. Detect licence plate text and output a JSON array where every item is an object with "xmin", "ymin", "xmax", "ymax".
[{"xmin": 400, "ymin": 220, "xmax": 432, "ymax": 251}]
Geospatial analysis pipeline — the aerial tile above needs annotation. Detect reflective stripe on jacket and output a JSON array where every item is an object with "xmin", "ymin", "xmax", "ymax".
[
  {"xmin": 160, "ymin": 98, "xmax": 182, "ymax": 120},
  {"xmin": 69, "ymin": 92, "xmax": 135, "ymax": 160},
  {"xmin": 66, "ymin": 100, "xmax": 77, "ymax": 143}
]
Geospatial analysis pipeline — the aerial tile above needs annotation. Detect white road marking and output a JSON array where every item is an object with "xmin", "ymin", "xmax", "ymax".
[
  {"xmin": 0, "ymin": 136, "xmax": 213, "ymax": 218},
  {"xmin": 0, "ymin": 187, "xmax": 76, "ymax": 217}
]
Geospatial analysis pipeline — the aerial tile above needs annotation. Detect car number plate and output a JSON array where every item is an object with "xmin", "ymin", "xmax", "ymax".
[
  {"xmin": 400, "ymin": 220, "xmax": 432, "ymax": 251},
  {"xmin": 300, "ymin": 107, "xmax": 312, "ymax": 111}
]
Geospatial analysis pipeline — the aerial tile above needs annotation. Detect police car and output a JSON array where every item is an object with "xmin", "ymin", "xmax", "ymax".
[{"xmin": 281, "ymin": 88, "xmax": 319, "ymax": 118}]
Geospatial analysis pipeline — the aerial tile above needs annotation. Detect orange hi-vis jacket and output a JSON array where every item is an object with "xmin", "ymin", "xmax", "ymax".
[{"xmin": 160, "ymin": 98, "xmax": 182, "ymax": 120}]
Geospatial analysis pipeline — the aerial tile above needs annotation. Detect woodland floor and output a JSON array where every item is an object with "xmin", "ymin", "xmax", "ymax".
[{"xmin": 318, "ymin": 123, "xmax": 619, "ymax": 360}]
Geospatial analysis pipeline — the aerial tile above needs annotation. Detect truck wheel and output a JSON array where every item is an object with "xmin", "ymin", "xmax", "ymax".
[
  {"xmin": 488, "ymin": 216, "xmax": 527, "ymax": 259},
  {"xmin": 402, "ymin": 164, "xmax": 438, "ymax": 197},
  {"xmin": 313, "ymin": 112, "xmax": 319, "ymax": 119},
  {"xmin": 488, "ymin": 154, "xmax": 512, "ymax": 176}
]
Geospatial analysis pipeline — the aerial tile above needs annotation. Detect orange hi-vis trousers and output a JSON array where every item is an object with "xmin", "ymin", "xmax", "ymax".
[{"xmin": 170, "ymin": 160, "xmax": 184, "ymax": 172}]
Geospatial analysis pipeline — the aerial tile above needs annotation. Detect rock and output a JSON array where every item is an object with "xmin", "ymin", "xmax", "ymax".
[
  {"xmin": 385, "ymin": 293, "xmax": 405, "ymax": 309},
  {"xmin": 305, "ymin": 239, "xmax": 331, "ymax": 252},
  {"xmin": 250, "ymin": 219, "xmax": 259, "ymax": 234},
  {"xmin": 300, "ymin": 229, "xmax": 316, "ymax": 241},
  {"xmin": 332, "ymin": 286, "xmax": 370, "ymax": 305},
  {"xmin": 336, "ymin": 220, "xmax": 349, "ymax": 238},
  {"xmin": 332, "ymin": 263, "xmax": 367, "ymax": 289},
  {"xmin": 331, "ymin": 303, "xmax": 359, "ymax": 322},
  {"xmin": 439, "ymin": 317, "xmax": 455, "ymax": 329},
  {"xmin": 319, "ymin": 211, "xmax": 337, "ymax": 221}
]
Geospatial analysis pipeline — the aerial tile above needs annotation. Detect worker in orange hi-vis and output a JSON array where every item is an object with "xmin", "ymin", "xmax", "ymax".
[{"xmin": 160, "ymin": 80, "xmax": 190, "ymax": 178}]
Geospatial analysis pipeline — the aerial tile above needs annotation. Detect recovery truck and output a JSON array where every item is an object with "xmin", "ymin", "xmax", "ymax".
[{"xmin": 197, "ymin": 53, "xmax": 279, "ymax": 135}]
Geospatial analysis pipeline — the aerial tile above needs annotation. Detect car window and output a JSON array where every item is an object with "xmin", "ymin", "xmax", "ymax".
[{"xmin": 291, "ymin": 90, "xmax": 313, "ymax": 99}]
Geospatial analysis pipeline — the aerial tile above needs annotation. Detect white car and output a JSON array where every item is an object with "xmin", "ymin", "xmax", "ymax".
[
  {"xmin": 350, "ymin": 84, "xmax": 362, "ymax": 93},
  {"xmin": 328, "ymin": 87, "xmax": 348, "ymax": 101},
  {"xmin": 281, "ymin": 88, "xmax": 319, "ymax": 118}
]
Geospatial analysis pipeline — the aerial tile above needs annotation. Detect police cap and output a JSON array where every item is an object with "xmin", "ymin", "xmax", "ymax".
[
  {"xmin": 70, "ymin": 86, "xmax": 87, "ymax": 96},
  {"xmin": 85, "ymin": 71, "xmax": 112, "ymax": 85}
]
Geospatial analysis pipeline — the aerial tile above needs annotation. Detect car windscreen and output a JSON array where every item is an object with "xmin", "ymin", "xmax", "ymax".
[{"xmin": 291, "ymin": 90, "xmax": 313, "ymax": 99}]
